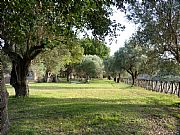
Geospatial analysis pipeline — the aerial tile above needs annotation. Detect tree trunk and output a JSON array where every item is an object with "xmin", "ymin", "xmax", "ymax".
[
  {"xmin": 108, "ymin": 75, "xmax": 111, "ymax": 80},
  {"xmin": 52, "ymin": 74, "xmax": 59, "ymax": 83},
  {"xmin": 0, "ymin": 60, "xmax": 10, "ymax": 134},
  {"xmin": 33, "ymin": 71, "xmax": 38, "ymax": 81},
  {"xmin": 118, "ymin": 73, "xmax": 121, "ymax": 80},
  {"xmin": 67, "ymin": 73, "xmax": 70, "ymax": 82},
  {"xmin": 10, "ymin": 61, "xmax": 30, "ymax": 97},
  {"xmin": 117, "ymin": 73, "xmax": 121, "ymax": 83},
  {"xmin": 114, "ymin": 77, "xmax": 116, "ymax": 82},
  {"xmin": 44, "ymin": 71, "xmax": 52, "ymax": 83},
  {"xmin": 85, "ymin": 75, "xmax": 89, "ymax": 83},
  {"xmin": 131, "ymin": 73, "xmax": 135, "ymax": 86},
  {"xmin": 66, "ymin": 65, "xmax": 72, "ymax": 82}
]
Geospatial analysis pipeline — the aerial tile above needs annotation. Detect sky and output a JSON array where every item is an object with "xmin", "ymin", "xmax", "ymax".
[{"xmin": 106, "ymin": 10, "xmax": 137, "ymax": 56}]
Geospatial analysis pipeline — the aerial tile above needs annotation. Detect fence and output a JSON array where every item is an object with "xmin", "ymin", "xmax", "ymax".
[{"xmin": 120, "ymin": 78, "xmax": 180, "ymax": 97}]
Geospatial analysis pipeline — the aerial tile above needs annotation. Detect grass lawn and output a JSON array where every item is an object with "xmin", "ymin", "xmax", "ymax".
[{"xmin": 7, "ymin": 79, "xmax": 180, "ymax": 135}]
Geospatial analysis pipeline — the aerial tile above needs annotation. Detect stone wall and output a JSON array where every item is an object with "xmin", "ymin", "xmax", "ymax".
[{"xmin": 0, "ymin": 60, "xmax": 9, "ymax": 135}]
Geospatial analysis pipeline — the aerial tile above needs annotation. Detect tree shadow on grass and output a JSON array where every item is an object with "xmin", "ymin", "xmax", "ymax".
[
  {"xmin": 30, "ymin": 85, "xmax": 113, "ymax": 90},
  {"xmin": 8, "ymin": 97, "xmax": 180, "ymax": 135}
]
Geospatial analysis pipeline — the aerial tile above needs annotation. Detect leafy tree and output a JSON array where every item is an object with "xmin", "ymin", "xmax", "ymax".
[
  {"xmin": 104, "ymin": 56, "xmax": 118, "ymax": 80},
  {"xmin": 156, "ymin": 59, "xmax": 180, "ymax": 78},
  {"xmin": 80, "ymin": 38, "xmax": 110, "ymax": 59},
  {"xmin": 31, "ymin": 38, "xmax": 84, "ymax": 82},
  {"xmin": 75, "ymin": 55, "xmax": 104, "ymax": 82},
  {"xmin": 0, "ymin": 0, "xmax": 123, "ymax": 96},
  {"xmin": 113, "ymin": 39, "xmax": 147, "ymax": 85},
  {"xmin": 126, "ymin": 0, "xmax": 180, "ymax": 63},
  {"xmin": 65, "ymin": 39, "xmax": 84, "ymax": 82},
  {"xmin": 36, "ymin": 46, "xmax": 70, "ymax": 82},
  {"xmin": 31, "ymin": 61, "xmax": 46, "ymax": 82}
]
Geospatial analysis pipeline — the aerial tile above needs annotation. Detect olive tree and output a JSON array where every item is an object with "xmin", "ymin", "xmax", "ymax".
[
  {"xmin": 126, "ymin": 0, "xmax": 180, "ymax": 63},
  {"xmin": 0, "ymin": 0, "xmax": 122, "ymax": 96},
  {"xmin": 75, "ymin": 55, "xmax": 104, "ymax": 82},
  {"xmin": 113, "ymin": 40, "xmax": 147, "ymax": 85}
]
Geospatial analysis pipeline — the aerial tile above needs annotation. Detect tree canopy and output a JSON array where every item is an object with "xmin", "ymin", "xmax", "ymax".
[
  {"xmin": 0, "ymin": 0, "xmax": 124, "ymax": 96},
  {"xmin": 80, "ymin": 38, "xmax": 110, "ymax": 59},
  {"xmin": 126, "ymin": 0, "xmax": 180, "ymax": 63},
  {"xmin": 75, "ymin": 55, "xmax": 104, "ymax": 82},
  {"xmin": 113, "ymin": 39, "xmax": 147, "ymax": 85}
]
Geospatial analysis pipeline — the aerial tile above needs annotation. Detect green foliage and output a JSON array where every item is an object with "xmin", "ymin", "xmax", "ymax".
[
  {"xmin": 7, "ymin": 80, "xmax": 180, "ymax": 134},
  {"xmin": 31, "ymin": 40, "xmax": 84, "ymax": 80},
  {"xmin": 156, "ymin": 59, "xmax": 180, "ymax": 80},
  {"xmin": 104, "ymin": 56, "xmax": 118, "ymax": 77},
  {"xmin": 75, "ymin": 55, "xmax": 104, "ymax": 79},
  {"xmin": 1, "ymin": 0, "xmax": 122, "ymax": 92},
  {"xmin": 124, "ymin": 33, "xmax": 180, "ymax": 79},
  {"xmin": 0, "ymin": 52, "xmax": 12, "ymax": 74},
  {"xmin": 126, "ymin": 0, "xmax": 180, "ymax": 63},
  {"xmin": 66, "ymin": 39, "xmax": 84, "ymax": 65},
  {"xmin": 32, "ymin": 45, "xmax": 70, "ymax": 75},
  {"xmin": 114, "ymin": 39, "xmax": 147, "ymax": 76},
  {"xmin": 0, "ymin": 0, "xmax": 120, "ymax": 59},
  {"xmin": 31, "ymin": 62, "xmax": 46, "ymax": 80},
  {"xmin": 80, "ymin": 38, "xmax": 110, "ymax": 59}
]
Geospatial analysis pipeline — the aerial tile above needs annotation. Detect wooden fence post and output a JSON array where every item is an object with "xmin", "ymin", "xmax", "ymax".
[
  {"xmin": 171, "ymin": 82, "xmax": 173, "ymax": 94},
  {"xmin": 178, "ymin": 82, "xmax": 180, "ymax": 97}
]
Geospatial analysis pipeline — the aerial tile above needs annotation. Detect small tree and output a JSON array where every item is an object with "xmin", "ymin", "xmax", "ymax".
[
  {"xmin": 113, "ymin": 40, "xmax": 147, "ymax": 85},
  {"xmin": 104, "ymin": 56, "xmax": 118, "ymax": 80},
  {"xmin": 31, "ymin": 61, "xmax": 46, "ymax": 82},
  {"xmin": 75, "ymin": 55, "xmax": 104, "ymax": 82}
]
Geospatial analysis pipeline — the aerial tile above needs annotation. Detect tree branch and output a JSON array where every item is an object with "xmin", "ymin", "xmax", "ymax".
[
  {"xmin": 29, "ymin": 44, "xmax": 45, "ymax": 60},
  {"xmin": 2, "ymin": 41, "xmax": 22, "ymax": 62}
]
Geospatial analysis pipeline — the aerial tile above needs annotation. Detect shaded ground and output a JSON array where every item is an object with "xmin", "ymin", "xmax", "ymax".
[{"xmin": 7, "ymin": 80, "xmax": 180, "ymax": 135}]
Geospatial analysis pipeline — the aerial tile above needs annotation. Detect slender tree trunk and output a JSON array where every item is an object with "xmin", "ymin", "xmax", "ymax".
[
  {"xmin": 52, "ymin": 74, "xmax": 59, "ymax": 83},
  {"xmin": 44, "ymin": 71, "xmax": 52, "ymax": 83},
  {"xmin": 131, "ymin": 72, "xmax": 138, "ymax": 86},
  {"xmin": 33, "ymin": 71, "xmax": 38, "ymax": 81},
  {"xmin": 67, "ymin": 72, "xmax": 70, "ymax": 82},
  {"xmin": 119, "ymin": 73, "xmax": 121, "ymax": 80},
  {"xmin": 117, "ymin": 73, "xmax": 121, "ymax": 83},
  {"xmin": 131, "ymin": 73, "xmax": 135, "ymax": 86},
  {"xmin": 10, "ymin": 60, "xmax": 30, "ymax": 97},
  {"xmin": 66, "ymin": 65, "xmax": 72, "ymax": 82},
  {"xmin": 85, "ymin": 75, "xmax": 89, "ymax": 83}
]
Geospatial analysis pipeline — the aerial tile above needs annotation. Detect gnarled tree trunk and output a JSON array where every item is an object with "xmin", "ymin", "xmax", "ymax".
[
  {"xmin": 0, "ymin": 60, "xmax": 10, "ymax": 135},
  {"xmin": 10, "ymin": 60, "xmax": 30, "ymax": 97},
  {"xmin": 2, "ymin": 37, "xmax": 45, "ymax": 97}
]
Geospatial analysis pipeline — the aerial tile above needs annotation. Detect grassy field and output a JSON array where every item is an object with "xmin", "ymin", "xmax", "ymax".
[{"xmin": 6, "ymin": 79, "xmax": 180, "ymax": 135}]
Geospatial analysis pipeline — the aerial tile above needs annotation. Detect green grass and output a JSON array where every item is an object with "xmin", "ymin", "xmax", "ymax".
[{"xmin": 7, "ymin": 79, "xmax": 180, "ymax": 135}]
